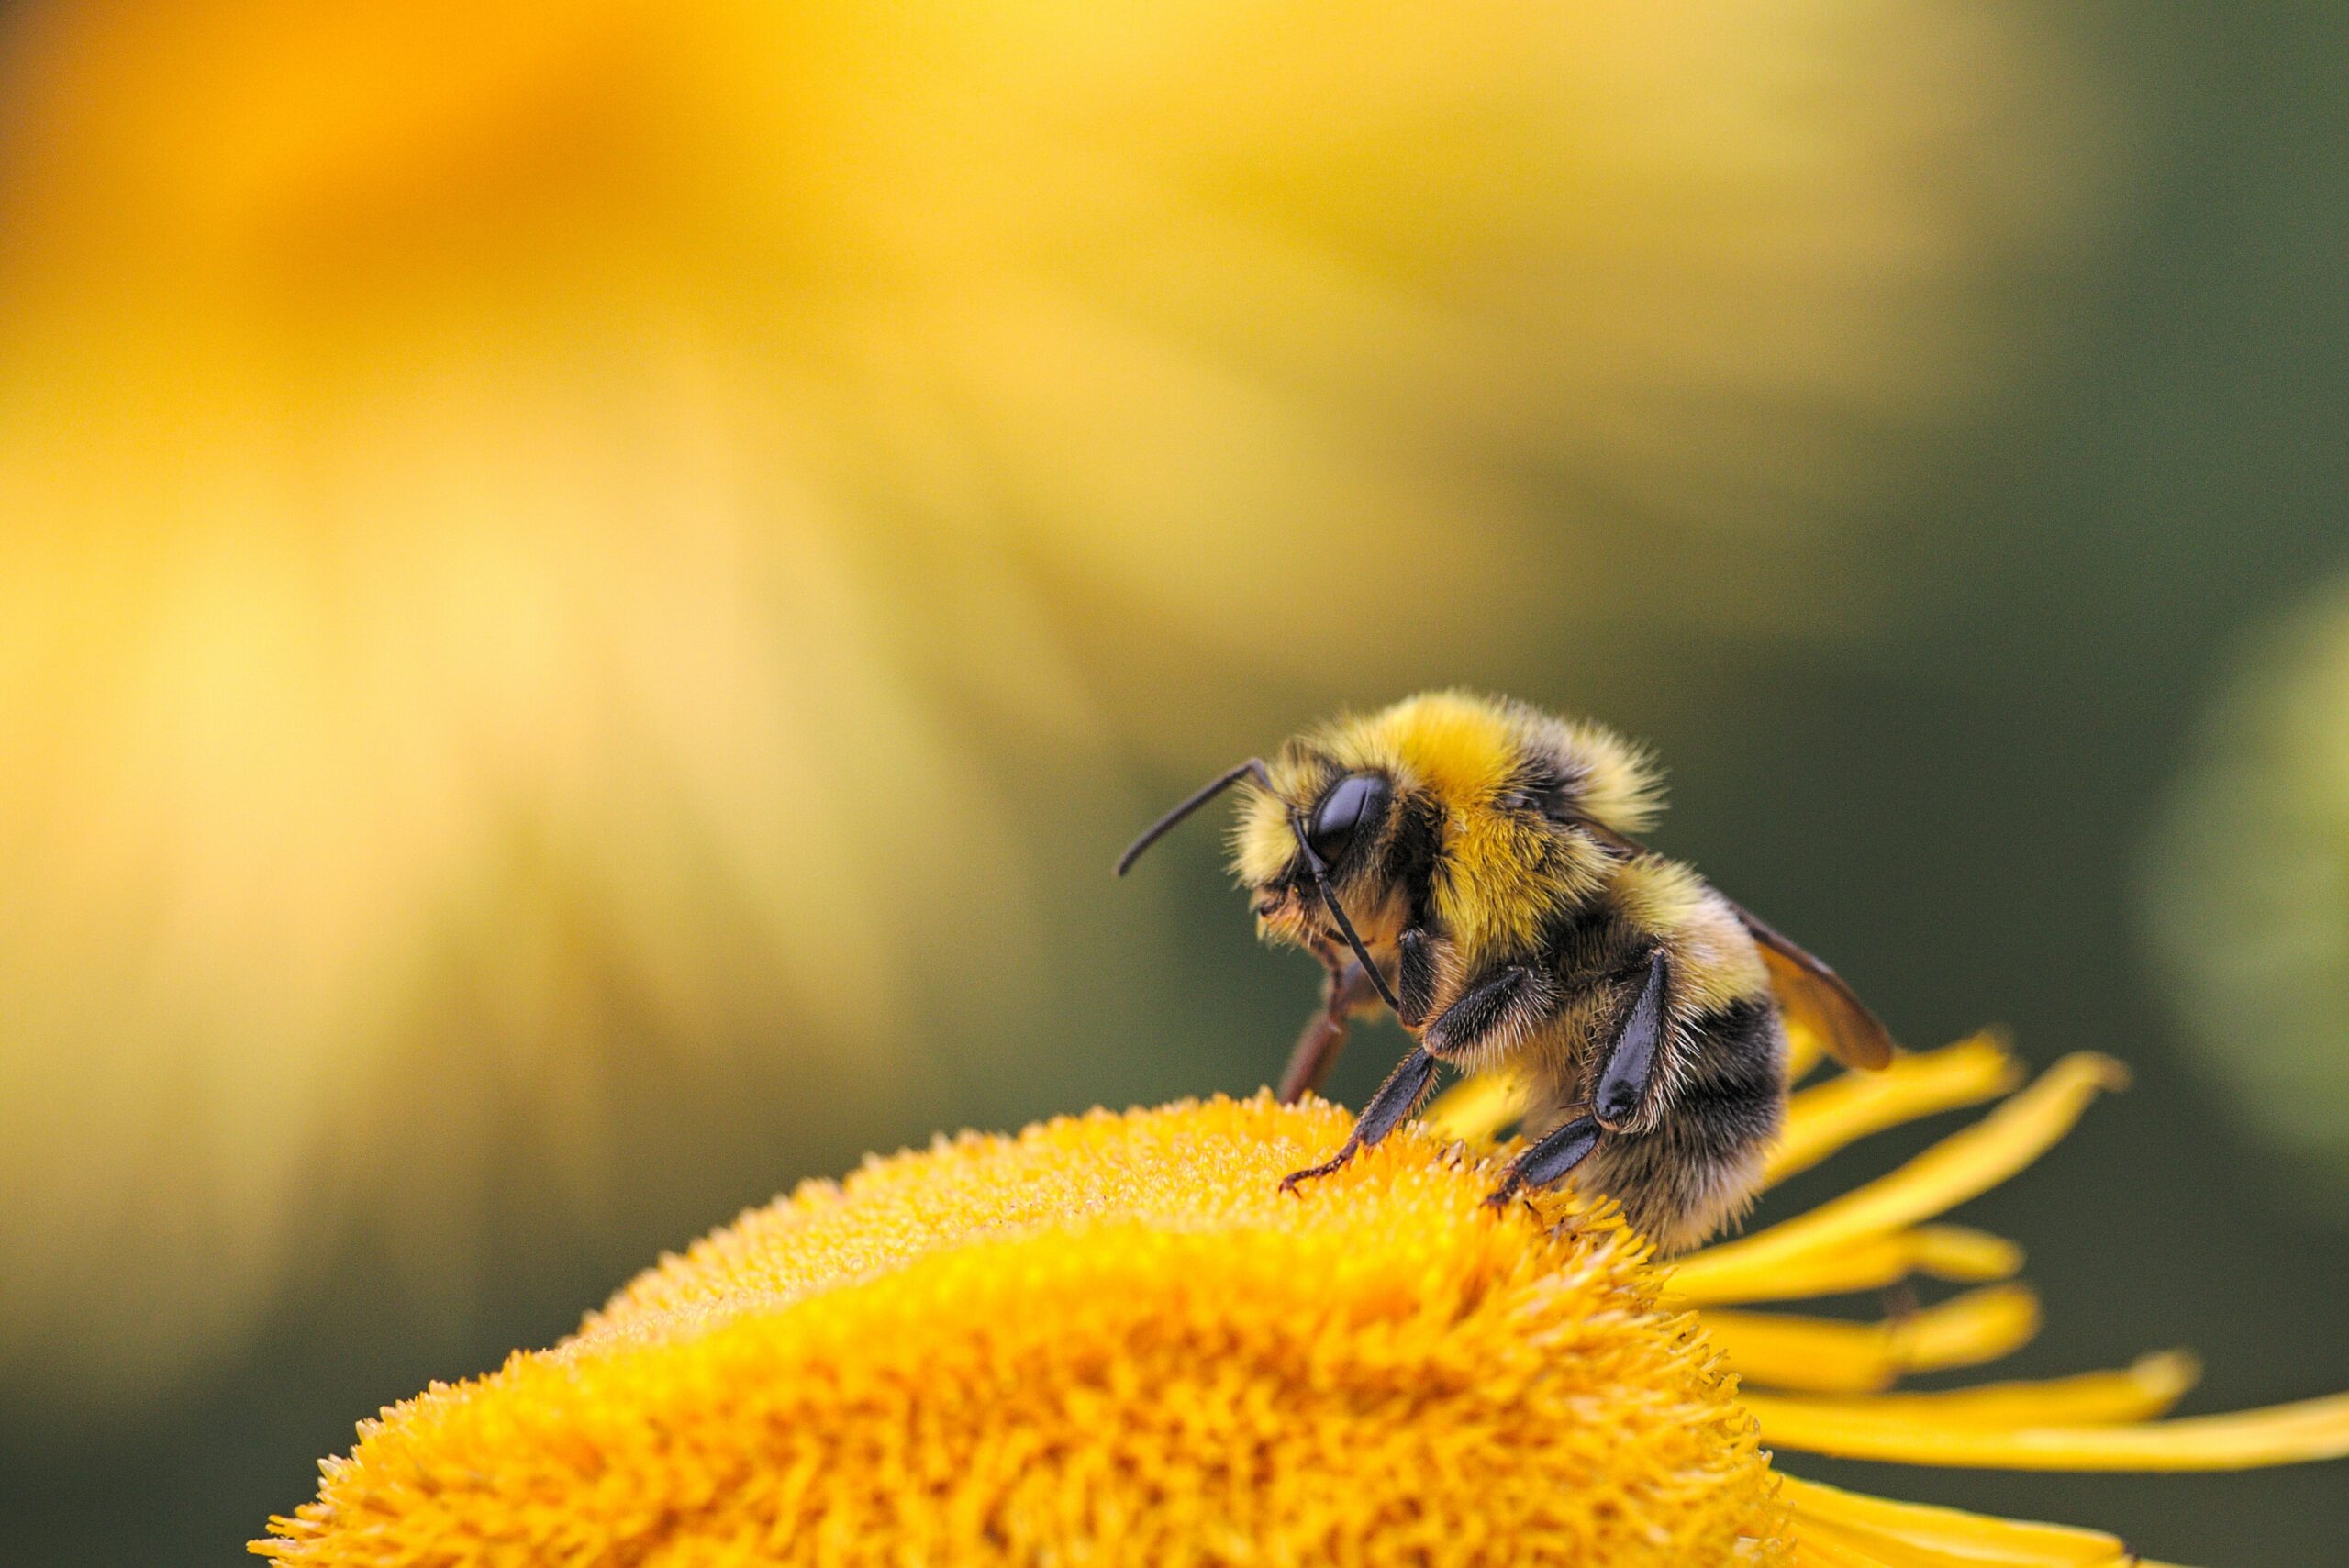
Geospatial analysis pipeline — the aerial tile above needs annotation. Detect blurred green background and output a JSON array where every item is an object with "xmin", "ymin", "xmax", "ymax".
[{"xmin": 0, "ymin": 2, "xmax": 2344, "ymax": 1563}]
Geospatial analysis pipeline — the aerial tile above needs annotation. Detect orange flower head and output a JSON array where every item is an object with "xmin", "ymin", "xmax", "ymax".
[{"xmin": 261, "ymin": 1096, "xmax": 1784, "ymax": 1566}]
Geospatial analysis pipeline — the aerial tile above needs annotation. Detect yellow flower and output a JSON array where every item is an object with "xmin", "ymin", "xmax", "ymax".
[
  {"xmin": 257, "ymin": 1036, "xmax": 2349, "ymax": 1566},
  {"xmin": 0, "ymin": 0, "xmax": 2109, "ymax": 1401}
]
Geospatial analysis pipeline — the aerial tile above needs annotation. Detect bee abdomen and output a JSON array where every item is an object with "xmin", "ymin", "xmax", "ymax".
[{"xmin": 1559, "ymin": 995, "xmax": 1787, "ymax": 1252}]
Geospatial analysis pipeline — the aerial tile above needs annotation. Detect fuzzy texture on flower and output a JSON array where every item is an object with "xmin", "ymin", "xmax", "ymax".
[
  {"xmin": 258, "ymin": 1096, "xmax": 1786, "ymax": 1566},
  {"xmin": 261, "ymin": 1034, "xmax": 2349, "ymax": 1568}
]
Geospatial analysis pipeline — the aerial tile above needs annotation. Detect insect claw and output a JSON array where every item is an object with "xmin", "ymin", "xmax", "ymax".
[{"xmin": 1279, "ymin": 1154, "xmax": 1351, "ymax": 1195}]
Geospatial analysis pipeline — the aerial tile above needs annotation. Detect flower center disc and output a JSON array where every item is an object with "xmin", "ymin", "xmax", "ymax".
[{"xmin": 261, "ymin": 1097, "xmax": 1787, "ymax": 1567}]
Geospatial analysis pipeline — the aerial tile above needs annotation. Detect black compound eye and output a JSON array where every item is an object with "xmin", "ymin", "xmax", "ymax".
[{"xmin": 1306, "ymin": 773, "xmax": 1387, "ymax": 865}]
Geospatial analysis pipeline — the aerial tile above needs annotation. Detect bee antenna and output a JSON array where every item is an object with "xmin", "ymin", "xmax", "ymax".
[
  {"xmin": 1115, "ymin": 758, "xmax": 1274, "ymax": 876},
  {"xmin": 1295, "ymin": 821, "xmax": 1404, "ymax": 1013}
]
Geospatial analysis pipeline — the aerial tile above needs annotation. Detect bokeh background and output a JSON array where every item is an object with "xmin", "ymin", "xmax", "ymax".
[{"xmin": 0, "ymin": 2, "xmax": 2343, "ymax": 1563}]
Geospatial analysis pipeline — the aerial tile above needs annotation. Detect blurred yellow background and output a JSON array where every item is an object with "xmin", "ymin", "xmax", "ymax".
[{"xmin": 0, "ymin": 2, "xmax": 2343, "ymax": 1564}]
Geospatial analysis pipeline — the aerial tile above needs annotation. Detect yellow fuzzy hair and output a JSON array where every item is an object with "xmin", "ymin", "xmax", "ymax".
[
  {"xmin": 1610, "ymin": 855, "xmax": 1766, "ymax": 1009},
  {"xmin": 1231, "ymin": 692, "xmax": 1665, "ymax": 965}
]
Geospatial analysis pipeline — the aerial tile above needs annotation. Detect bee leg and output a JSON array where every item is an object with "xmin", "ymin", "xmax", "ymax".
[
  {"xmin": 1420, "ymin": 962, "xmax": 1546, "ymax": 1062},
  {"xmin": 1278, "ymin": 1009, "xmax": 1350, "ymax": 1105},
  {"xmin": 1484, "ymin": 1115, "xmax": 1603, "ymax": 1210},
  {"xmin": 1280, "ymin": 1046, "xmax": 1439, "ymax": 1194},
  {"xmin": 1594, "ymin": 950, "xmax": 1672, "ymax": 1131},
  {"xmin": 1484, "ymin": 951, "xmax": 1667, "ymax": 1210},
  {"xmin": 1277, "ymin": 956, "xmax": 1386, "ymax": 1104},
  {"xmin": 1395, "ymin": 926, "xmax": 1439, "ymax": 1029}
]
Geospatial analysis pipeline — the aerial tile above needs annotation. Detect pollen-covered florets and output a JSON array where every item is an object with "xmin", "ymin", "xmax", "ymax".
[{"xmin": 258, "ymin": 1096, "xmax": 1787, "ymax": 1568}]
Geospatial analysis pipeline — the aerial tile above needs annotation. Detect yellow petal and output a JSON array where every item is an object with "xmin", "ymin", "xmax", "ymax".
[
  {"xmin": 1426, "ymin": 1031, "xmax": 2019, "ymax": 1180},
  {"xmin": 1753, "ymin": 1352, "xmax": 2199, "ymax": 1430},
  {"xmin": 1792, "ymin": 1532, "xmax": 1899, "ymax": 1567},
  {"xmin": 1784, "ymin": 1020, "xmax": 1829, "ymax": 1086},
  {"xmin": 1796, "ymin": 1518, "xmax": 2133, "ymax": 1568},
  {"xmin": 1769, "ymin": 1033, "xmax": 2023, "ymax": 1186},
  {"xmin": 1671, "ymin": 1225, "xmax": 2021, "ymax": 1308},
  {"xmin": 1676, "ymin": 1054, "xmax": 2128, "ymax": 1301},
  {"xmin": 1779, "ymin": 1473, "xmax": 2132, "ymax": 1566},
  {"xmin": 1750, "ymin": 1389, "xmax": 2349, "ymax": 1470},
  {"xmin": 1705, "ymin": 1285, "xmax": 2040, "ymax": 1395},
  {"xmin": 1421, "ymin": 1068, "xmax": 1525, "ymax": 1147}
]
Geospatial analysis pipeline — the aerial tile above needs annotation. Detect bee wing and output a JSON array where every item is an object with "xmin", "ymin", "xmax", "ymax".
[
  {"xmin": 1557, "ymin": 812, "xmax": 1894, "ymax": 1072},
  {"xmin": 1732, "ymin": 907, "xmax": 1895, "ymax": 1071}
]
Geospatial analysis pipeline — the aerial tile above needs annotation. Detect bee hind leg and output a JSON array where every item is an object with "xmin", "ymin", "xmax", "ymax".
[
  {"xmin": 1594, "ymin": 950, "xmax": 1671, "ymax": 1130},
  {"xmin": 1280, "ymin": 1046, "xmax": 1439, "ymax": 1194},
  {"xmin": 1484, "ymin": 1115, "xmax": 1603, "ymax": 1210},
  {"xmin": 1485, "ymin": 948, "xmax": 1668, "ymax": 1211}
]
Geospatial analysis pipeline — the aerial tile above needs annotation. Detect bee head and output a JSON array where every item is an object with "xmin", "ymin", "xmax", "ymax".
[
  {"xmin": 1248, "ymin": 761, "xmax": 1397, "ymax": 899},
  {"xmin": 1118, "ymin": 694, "xmax": 1664, "ymax": 992},
  {"xmin": 1116, "ymin": 752, "xmax": 1408, "ymax": 1009},
  {"xmin": 1296, "ymin": 771, "xmax": 1392, "ymax": 878}
]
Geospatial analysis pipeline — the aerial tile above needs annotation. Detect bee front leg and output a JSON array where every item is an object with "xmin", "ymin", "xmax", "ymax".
[
  {"xmin": 1419, "ymin": 962, "xmax": 1553, "ymax": 1062},
  {"xmin": 1395, "ymin": 926, "xmax": 1439, "ymax": 1029},
  {"xmin": 1277, "ymin": 954, "xmax": 1387, "ymax": 1104},
  {"xmin": 1279, "ymin": 1046, "xmax": 1439, "ymax": 1194}
]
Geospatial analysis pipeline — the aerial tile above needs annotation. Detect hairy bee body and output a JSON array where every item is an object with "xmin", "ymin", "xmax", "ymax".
[
  {"xmin": 1122, "ymin": 690, "xmax": 1890, "ymax": 1251},
  {"xmin": 1523, "ymin": 990, "xmax": 1786, "ymax": 1250},
  {"xmin": 1457, "ymin": 865, "xmax": 1789, "ymax": 1250}
]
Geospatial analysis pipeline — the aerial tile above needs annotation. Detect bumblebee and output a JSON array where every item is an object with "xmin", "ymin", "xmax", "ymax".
[{"xmin": 1117, "ymin": 691, "xmax": 1892, "ymax": 1250}]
